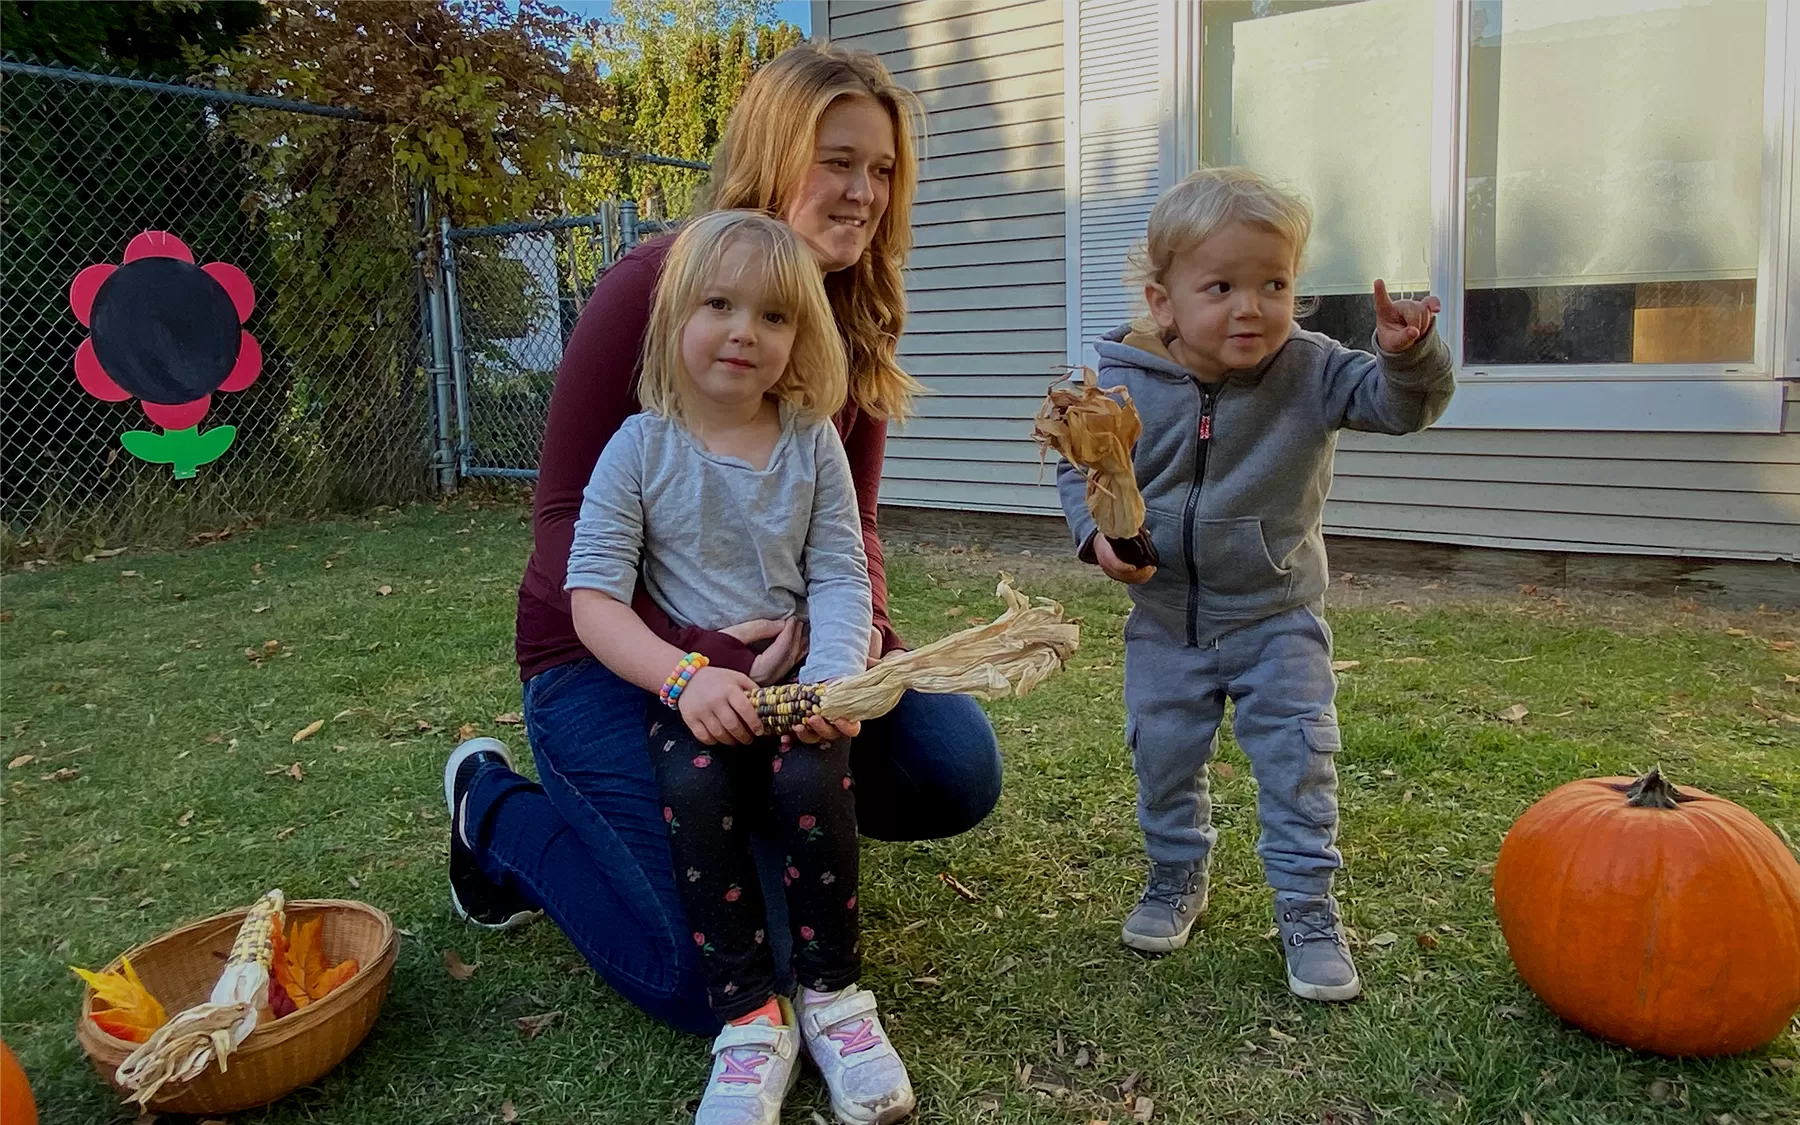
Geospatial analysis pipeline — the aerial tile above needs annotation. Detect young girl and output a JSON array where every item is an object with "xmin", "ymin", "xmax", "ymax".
[{"xmin": 564, "ymin": 209, "xmax": 914, "ymax": 1125}]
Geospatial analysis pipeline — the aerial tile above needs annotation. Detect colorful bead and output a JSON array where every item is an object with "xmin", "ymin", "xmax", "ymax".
[{"xmin": 659, "ymin": 652, "xmax": 709, "ymax": 709}]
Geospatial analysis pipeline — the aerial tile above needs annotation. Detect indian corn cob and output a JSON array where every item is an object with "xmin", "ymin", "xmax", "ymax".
[
  {"xmin": 114, "ymin": 889, "xmax": 285, "ymax": 1106},
  {"xmin": 746, "ymin": 579, "xmax": 1078, "ymax": 730}
]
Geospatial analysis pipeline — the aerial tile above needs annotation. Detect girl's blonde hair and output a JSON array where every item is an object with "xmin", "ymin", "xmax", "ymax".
[
  {"xmin": 703, "ymin": 41, "xmax": 926, "ymax": 421},
  {"xmin": 1126, "ymin": 167, "xmax": 1314, "ymax": 333},
  {"xmin": 640, "ymin": 210, "xmax": 849, "ymax": 426}
]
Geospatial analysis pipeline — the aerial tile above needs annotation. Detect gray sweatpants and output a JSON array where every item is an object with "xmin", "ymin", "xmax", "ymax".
[{"xmin": 1124, "ymin": 605, "xmax": 1343, "ymax": 896}]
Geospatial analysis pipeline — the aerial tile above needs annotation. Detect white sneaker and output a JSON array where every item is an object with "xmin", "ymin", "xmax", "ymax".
[
  {"xmin": 798, "ymin": 986, "xmax": 915, "ymax": 1124},
  {"xmin": 694, "ymin": 998, "xmax": 802, "ymax": 1125}
]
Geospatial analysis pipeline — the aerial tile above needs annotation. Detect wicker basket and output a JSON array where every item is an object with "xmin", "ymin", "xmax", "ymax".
[{"xmin": 75, "ymin": 898, "xmax": 397, "ymax": 1115}]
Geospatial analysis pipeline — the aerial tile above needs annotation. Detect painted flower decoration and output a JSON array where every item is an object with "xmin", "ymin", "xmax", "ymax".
[{"xmin": 67, "ymin": 230, "xmax": 260, "ymax": 478}]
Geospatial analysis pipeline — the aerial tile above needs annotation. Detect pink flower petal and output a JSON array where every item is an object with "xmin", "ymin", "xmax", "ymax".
[
  {"xmin": 142, "ymin": 396, "xmax": 210, "ymax": 430},
  {"xmin": 203, "ymin": 262, "xmax": 256, "ymax": 321},
  {"xmin": 123, "ymin": 230, "xmax": 193, "ymax": 264},
  {"xmin": 219, "ymin": 331, "xmax": 261, "ymax": 392},
  {"xmin": 74, "ymin": 338, "xmax": 131, "ymax": 402},
  {"xmin": 69, "ymin": 264, "xmax": 116, "ymax": 327}
]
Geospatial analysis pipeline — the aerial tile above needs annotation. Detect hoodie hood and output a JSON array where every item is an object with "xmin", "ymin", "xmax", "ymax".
[{"xmin": 1096, "ymin": 323, "xmax": 1292, "ymax": 387}]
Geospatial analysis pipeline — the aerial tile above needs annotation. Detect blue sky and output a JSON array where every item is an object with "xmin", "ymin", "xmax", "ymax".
[{"xmin": 551, "ymin": 2, "xmax": 811, "ymax": 34}]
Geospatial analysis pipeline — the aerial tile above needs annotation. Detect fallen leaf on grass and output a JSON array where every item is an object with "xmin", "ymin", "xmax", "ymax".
[
  {"xmin": 1725, "ymin": 628, "xmax": 1750, "ymax": 637},
  {"xmin": 1385, "ymin": 656, "xmax": 1429, "ymax": 665},
  {"xmin": 292, "ymin": 720, "xmax": 324, "ymax": 744},
  {"xmin": 1401, "ymin": 789, "xmax": 1414, "ymax": 805},
  {"xmin": 938, "ymin": 871, "xmax": 981, "ymax": 901},
  {"xmin": 252, "ymin": 604, "xmax": 269, "ymax": 614},
  {"xmin": 8, "ymin": 754, "xmax": 34, "ymax": 770},
  {"xmin": 1784, "ymin": 674, "xmax": 1800, "ymax": 685},
  {"xmin": 376, "ymin": 585, "xmax": 393, "ymax": 596},
  {"xmin": 204, "ymin": 732, "xmax": 223, "ymax": 744},
  {"xmin": 1133, "ymin": 1095, "xmax": 1155, "ymax": 1122},
  {"xmin": 274, "ymin": 826, "xmax": 296, "ymax": 841},
  {"xmin": 263, "ymin": 639, "xmax": 281, "ymax": 654},
  {"xmin": 494, "ymin": 712, "xmax": 523, "ymax": 726},
  {"xmin": 176, "ymin": 810, "xmax": 194, "ymax": 828},
  {"xmin": 1212, "ymin": 761, "xmax": 1237, "ymax": 780},
  {"xmin": 1416, "ymin": 932, "xmax": 1440, "ymax": 951},
  {"xmin": 93, "ymin": 547, "xmax": 128, "ymax": 559},
  {"xmin": 1368, "ymin": 932, "xmax": 1399, "ymax": 948},
  {"xmin": 457, "ymin": 723, "xmax": 480, "ymax": 741},
  {"xmin": 347, "ymin": 875, "xmax": 361, "ymax": 889},
  {"xmin": 1268, "ymin": 1026, "xmax": 1297, "ymax": 1044},
  {"xmin": 443, "ymin": 949, "xmax": 478, "ymax": 980},
  {"xmin": 286, "ymin": 762, "xmax": 305, "ymax": 781},
  {"xmin": 501, "ymin": 1103, "xmax": 518, "ymax": 1124},
  {"xmin": 516, "ymin": 1011, "xmax": 561, "ymax": 1039},
  {"xmin": 43, "ymin": 768, "xmax": 79, "ymax": 782},
  {"xmin": 1496, "ymin": 704, "xmax": 1529, "ymax": 723},
  {"xmin": 1331, "ymin": 660, "xmax": 1361, "ymax": 672},
  {"xmin": 1772, "ymin": 640, "xmax": 1796, "ymax": 652}
]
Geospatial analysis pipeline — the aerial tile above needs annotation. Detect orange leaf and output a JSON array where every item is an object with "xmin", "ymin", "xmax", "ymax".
[
  {"xmin": 269, "ymin": 922, "xmax": 310, "ymax": 1010},
  {"xmin": 308, "ymin": 959, "xmax": 360, "ymax": 1001},
  {"xmin": 289, "ymin": 915, "xmax": 327, "ymax": 984},
  {"xmin": 90, "ymin": 1012, "xmax": 153, "ymax": 1043}
]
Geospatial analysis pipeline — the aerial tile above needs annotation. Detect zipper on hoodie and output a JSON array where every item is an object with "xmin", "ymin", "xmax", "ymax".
[{"xmin": 1182, "ymin": 384, "xmax": 1220, "ymax": 647}]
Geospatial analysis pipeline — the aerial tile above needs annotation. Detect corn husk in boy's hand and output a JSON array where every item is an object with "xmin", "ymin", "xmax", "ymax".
[
  {"xmin": 70, "ymin": 956, "xmax": 167, "ymax": 1043},
  {"xmin": 750, "ymin": 578, "xmax": 1079, "ymax": 728},
  {"xmin": 1032, "ymin": 366, "xmax": 1158, "ymax": 569},
  {"xmin": 113, "ymin": 889, "xmax": 285, "ymax": 1106}
]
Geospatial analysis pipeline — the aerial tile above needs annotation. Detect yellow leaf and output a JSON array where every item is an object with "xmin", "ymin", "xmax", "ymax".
[
  {"xmin": 292, "ymin": 719, "xmax": 324, "ymax": 744},
  {"xmin": 72, "ymin": 955, "xmax": 167, "ymax": 1034}
]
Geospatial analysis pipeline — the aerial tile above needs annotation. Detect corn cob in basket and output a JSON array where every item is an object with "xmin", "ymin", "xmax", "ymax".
[
  {"xmin": 749, "ymin": 578, "xmax": 1078, "ymax": 729},
  {"xmin": 113, "ymin": 889, "xmax": 285, "ymax": 1106},
  {"xmin": 1032, "ymin": 365, "xmax": 1158, "ymax": 569}
]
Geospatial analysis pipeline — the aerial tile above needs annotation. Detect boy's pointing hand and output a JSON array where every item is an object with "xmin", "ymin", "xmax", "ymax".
[{"xmin": 1372, "ymin": 278, "xmax": 1440, "ymax": 353}]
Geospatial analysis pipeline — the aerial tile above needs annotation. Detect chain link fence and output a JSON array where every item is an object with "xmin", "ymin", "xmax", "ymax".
[{"xmin": 1, "ymin": 59, "xmax": 706, "ymax": 561}]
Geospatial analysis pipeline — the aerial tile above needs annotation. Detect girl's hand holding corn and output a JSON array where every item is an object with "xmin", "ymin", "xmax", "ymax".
[{"xmin": 677, "ymin": 666, "xmax": 765, "ymax": 746}]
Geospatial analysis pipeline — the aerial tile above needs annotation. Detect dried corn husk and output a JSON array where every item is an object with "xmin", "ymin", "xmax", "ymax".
[
  {"xmin": 115, "ymin": 889, "xmax": 284, "ymax": 1106},
  {"xmin": 750, "ymin": 578, "xmax": 1078, "ymax": 726},
  {"xmin": 1032, "ymin": 366, "xmax": 1146, "ymax": 540}
]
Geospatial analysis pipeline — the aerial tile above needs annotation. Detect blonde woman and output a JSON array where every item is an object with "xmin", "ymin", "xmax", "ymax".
[{"xmin": 442, "ymin": 38, "xmax": 999, "ymax": 1099}]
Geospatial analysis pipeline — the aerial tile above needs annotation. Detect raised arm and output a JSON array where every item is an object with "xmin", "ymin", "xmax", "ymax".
[{"xmin": 1321, "ymin": 280, "xmax": 1456, "ymax": 434}]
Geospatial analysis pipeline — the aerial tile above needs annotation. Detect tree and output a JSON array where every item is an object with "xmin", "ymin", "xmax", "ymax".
[
  {"xmin": 572, "ymin": 0, "xmax": 802, "ymax": 221},
  {"xmin": 0, "ymin": 0, "xmax": 263, "ymax": 73}
]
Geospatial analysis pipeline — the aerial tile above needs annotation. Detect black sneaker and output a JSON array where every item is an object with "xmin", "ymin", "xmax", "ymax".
[{"xmin": 443, "ymin": 738, "xmax": 542, "ymax": 931}]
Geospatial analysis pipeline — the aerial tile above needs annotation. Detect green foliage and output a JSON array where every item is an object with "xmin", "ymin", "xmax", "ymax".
[
  {"xmin": 0, "ymin": 0, "xmax": 263, "ymax": 74},
  {"xmin": 571, "ymin": 0, "xmax": 803, "ymax": 220}
]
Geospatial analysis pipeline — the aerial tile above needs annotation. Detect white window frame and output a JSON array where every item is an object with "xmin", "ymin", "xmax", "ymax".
[{"xmin": 1151, "ymin": 0, "xmax": 1794, "ymax": 432}]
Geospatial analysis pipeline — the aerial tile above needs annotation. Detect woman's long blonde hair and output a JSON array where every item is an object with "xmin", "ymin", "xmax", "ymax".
[
  {"xmin": 640, "ymin": 210, "xmax": 848, "ymax": 426},
  {"xmin": 703, "ymin": 41, "xmax": 925, "ymax": 421}
]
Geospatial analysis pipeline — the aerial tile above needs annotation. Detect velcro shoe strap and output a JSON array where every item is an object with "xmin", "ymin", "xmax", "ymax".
[
  {"xmin": 812, "ymin": 988, "xmax": 878, "ymax": 1028},
  {"xmin": 712, "ymin": 1022, "xmax": 796, "ymax": 1060}
]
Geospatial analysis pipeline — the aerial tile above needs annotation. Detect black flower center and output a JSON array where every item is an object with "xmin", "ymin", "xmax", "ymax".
[{"xmin": 90, "ymin": 257, "xmax": 241, "ymax": 405}]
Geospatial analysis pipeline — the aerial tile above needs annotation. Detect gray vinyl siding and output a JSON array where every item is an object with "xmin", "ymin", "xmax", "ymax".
[
  {"xmin": 825, "ymin": 0, "xmax": 1067, "ymax": 513},
  {"xmin": 829, "ymin": 1, "xmax": 1800, "ymax": 561}
]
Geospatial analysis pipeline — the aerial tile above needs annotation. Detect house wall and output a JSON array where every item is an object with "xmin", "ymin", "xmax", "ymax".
[{"xmin": 825, "ymin": 0, "xmax": 1800, "ymax": 561}]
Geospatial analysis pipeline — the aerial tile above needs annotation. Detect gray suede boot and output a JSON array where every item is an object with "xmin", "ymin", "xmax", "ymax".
[
  {"xmin": 1275, "ymin": 893, "xmax": 1361, "ymax": 1001},
  {"xmin": 1120, "ymin": 861, "xmax": 1208, "ymax": 953}
]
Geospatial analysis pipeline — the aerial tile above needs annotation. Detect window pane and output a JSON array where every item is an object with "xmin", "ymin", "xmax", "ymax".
[
  {"xmin": 1201, "ymin": 0, "xmax": 1437, "ymax": 347},
  {"xmin": 1463, "ymin": 0, "xmax": 1765, "ymax": 365}
]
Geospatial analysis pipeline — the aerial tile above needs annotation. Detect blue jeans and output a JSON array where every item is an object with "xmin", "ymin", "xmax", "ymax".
[{"xmin": 462, "ymin": 658, "xmax": 1003, "ymax": 1036}]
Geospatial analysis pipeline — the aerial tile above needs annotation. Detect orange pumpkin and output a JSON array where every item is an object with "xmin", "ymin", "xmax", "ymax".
[
  {"xmin": 1494, "ymin": 768, "xmax": 1800, "ymax": 1056},
  {"xmin": 1, "ymin": 1038, "xmax": 38, "ymax": 1125}
]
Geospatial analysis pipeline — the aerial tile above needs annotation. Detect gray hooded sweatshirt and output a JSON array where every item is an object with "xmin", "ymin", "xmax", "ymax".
[{"xmin": 1057, "ymin": 324, "xmax": 1455, "ymax": 648}]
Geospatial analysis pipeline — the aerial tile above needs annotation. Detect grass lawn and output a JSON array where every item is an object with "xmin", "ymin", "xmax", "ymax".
[{"xmin": 2, "ymin": 500, "xmax": 1797, "ymax": 1125}]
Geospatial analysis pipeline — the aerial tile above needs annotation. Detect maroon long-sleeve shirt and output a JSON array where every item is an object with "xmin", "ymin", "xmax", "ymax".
[{"xmin": 515, "ymin": 235, "xmax": 905, "ymax": 682}]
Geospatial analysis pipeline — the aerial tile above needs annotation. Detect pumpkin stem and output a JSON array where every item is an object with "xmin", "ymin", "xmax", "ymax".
[{"xmin": 1622, "ymin": 766, "xmax": 1693, "ymax": 809}]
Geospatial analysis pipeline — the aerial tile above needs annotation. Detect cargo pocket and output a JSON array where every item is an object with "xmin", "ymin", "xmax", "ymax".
[{"xmin": 1297, "ymin": 715, "xmax": 1342, "ymax": 824}]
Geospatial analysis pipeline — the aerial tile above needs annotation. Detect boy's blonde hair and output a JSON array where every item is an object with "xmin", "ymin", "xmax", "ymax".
[
  {"xmin": 639, "ymin": 210, "xmax": 849, "ymax": 426},
  {"xmin": 1126, "ymin": 167, "xmax": 1314, "ymax": 334},
  {"xmin": 703, "ymin": 41, "xmax": 926, "ymax": 421}
]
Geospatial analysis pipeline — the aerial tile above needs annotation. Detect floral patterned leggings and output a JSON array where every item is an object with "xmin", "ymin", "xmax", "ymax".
[{"xmin": 649, "ymin": 716, "xmax": 861, "ymax": 1022}]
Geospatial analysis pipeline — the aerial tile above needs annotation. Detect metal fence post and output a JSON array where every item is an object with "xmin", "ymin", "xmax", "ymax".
[
  {"xmin": 620, "ymin": 199, "xmax": 638, "ymax": 251},
  {"xmin": 421, "ymin": 189, "xmax": 458, "ymax": 494},
  {"xmin": 440, "ymin": 216, "xmax": 472, "ymax": 477}
]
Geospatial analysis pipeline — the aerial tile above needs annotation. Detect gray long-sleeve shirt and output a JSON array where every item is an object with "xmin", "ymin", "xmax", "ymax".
[{"xmin": 565, "ymin": 408, "xmax": 872, "ymax": 684}]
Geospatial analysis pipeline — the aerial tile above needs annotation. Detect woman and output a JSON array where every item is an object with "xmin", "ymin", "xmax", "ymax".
[{"xmin": 441, "ymin": 42, "xmax": 1004, "ymax": 1038}]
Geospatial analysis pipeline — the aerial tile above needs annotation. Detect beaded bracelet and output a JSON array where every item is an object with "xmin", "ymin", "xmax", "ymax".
[{"xmin": 659, "ymin": 652, "xmax": 708, "ymax": 709}]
